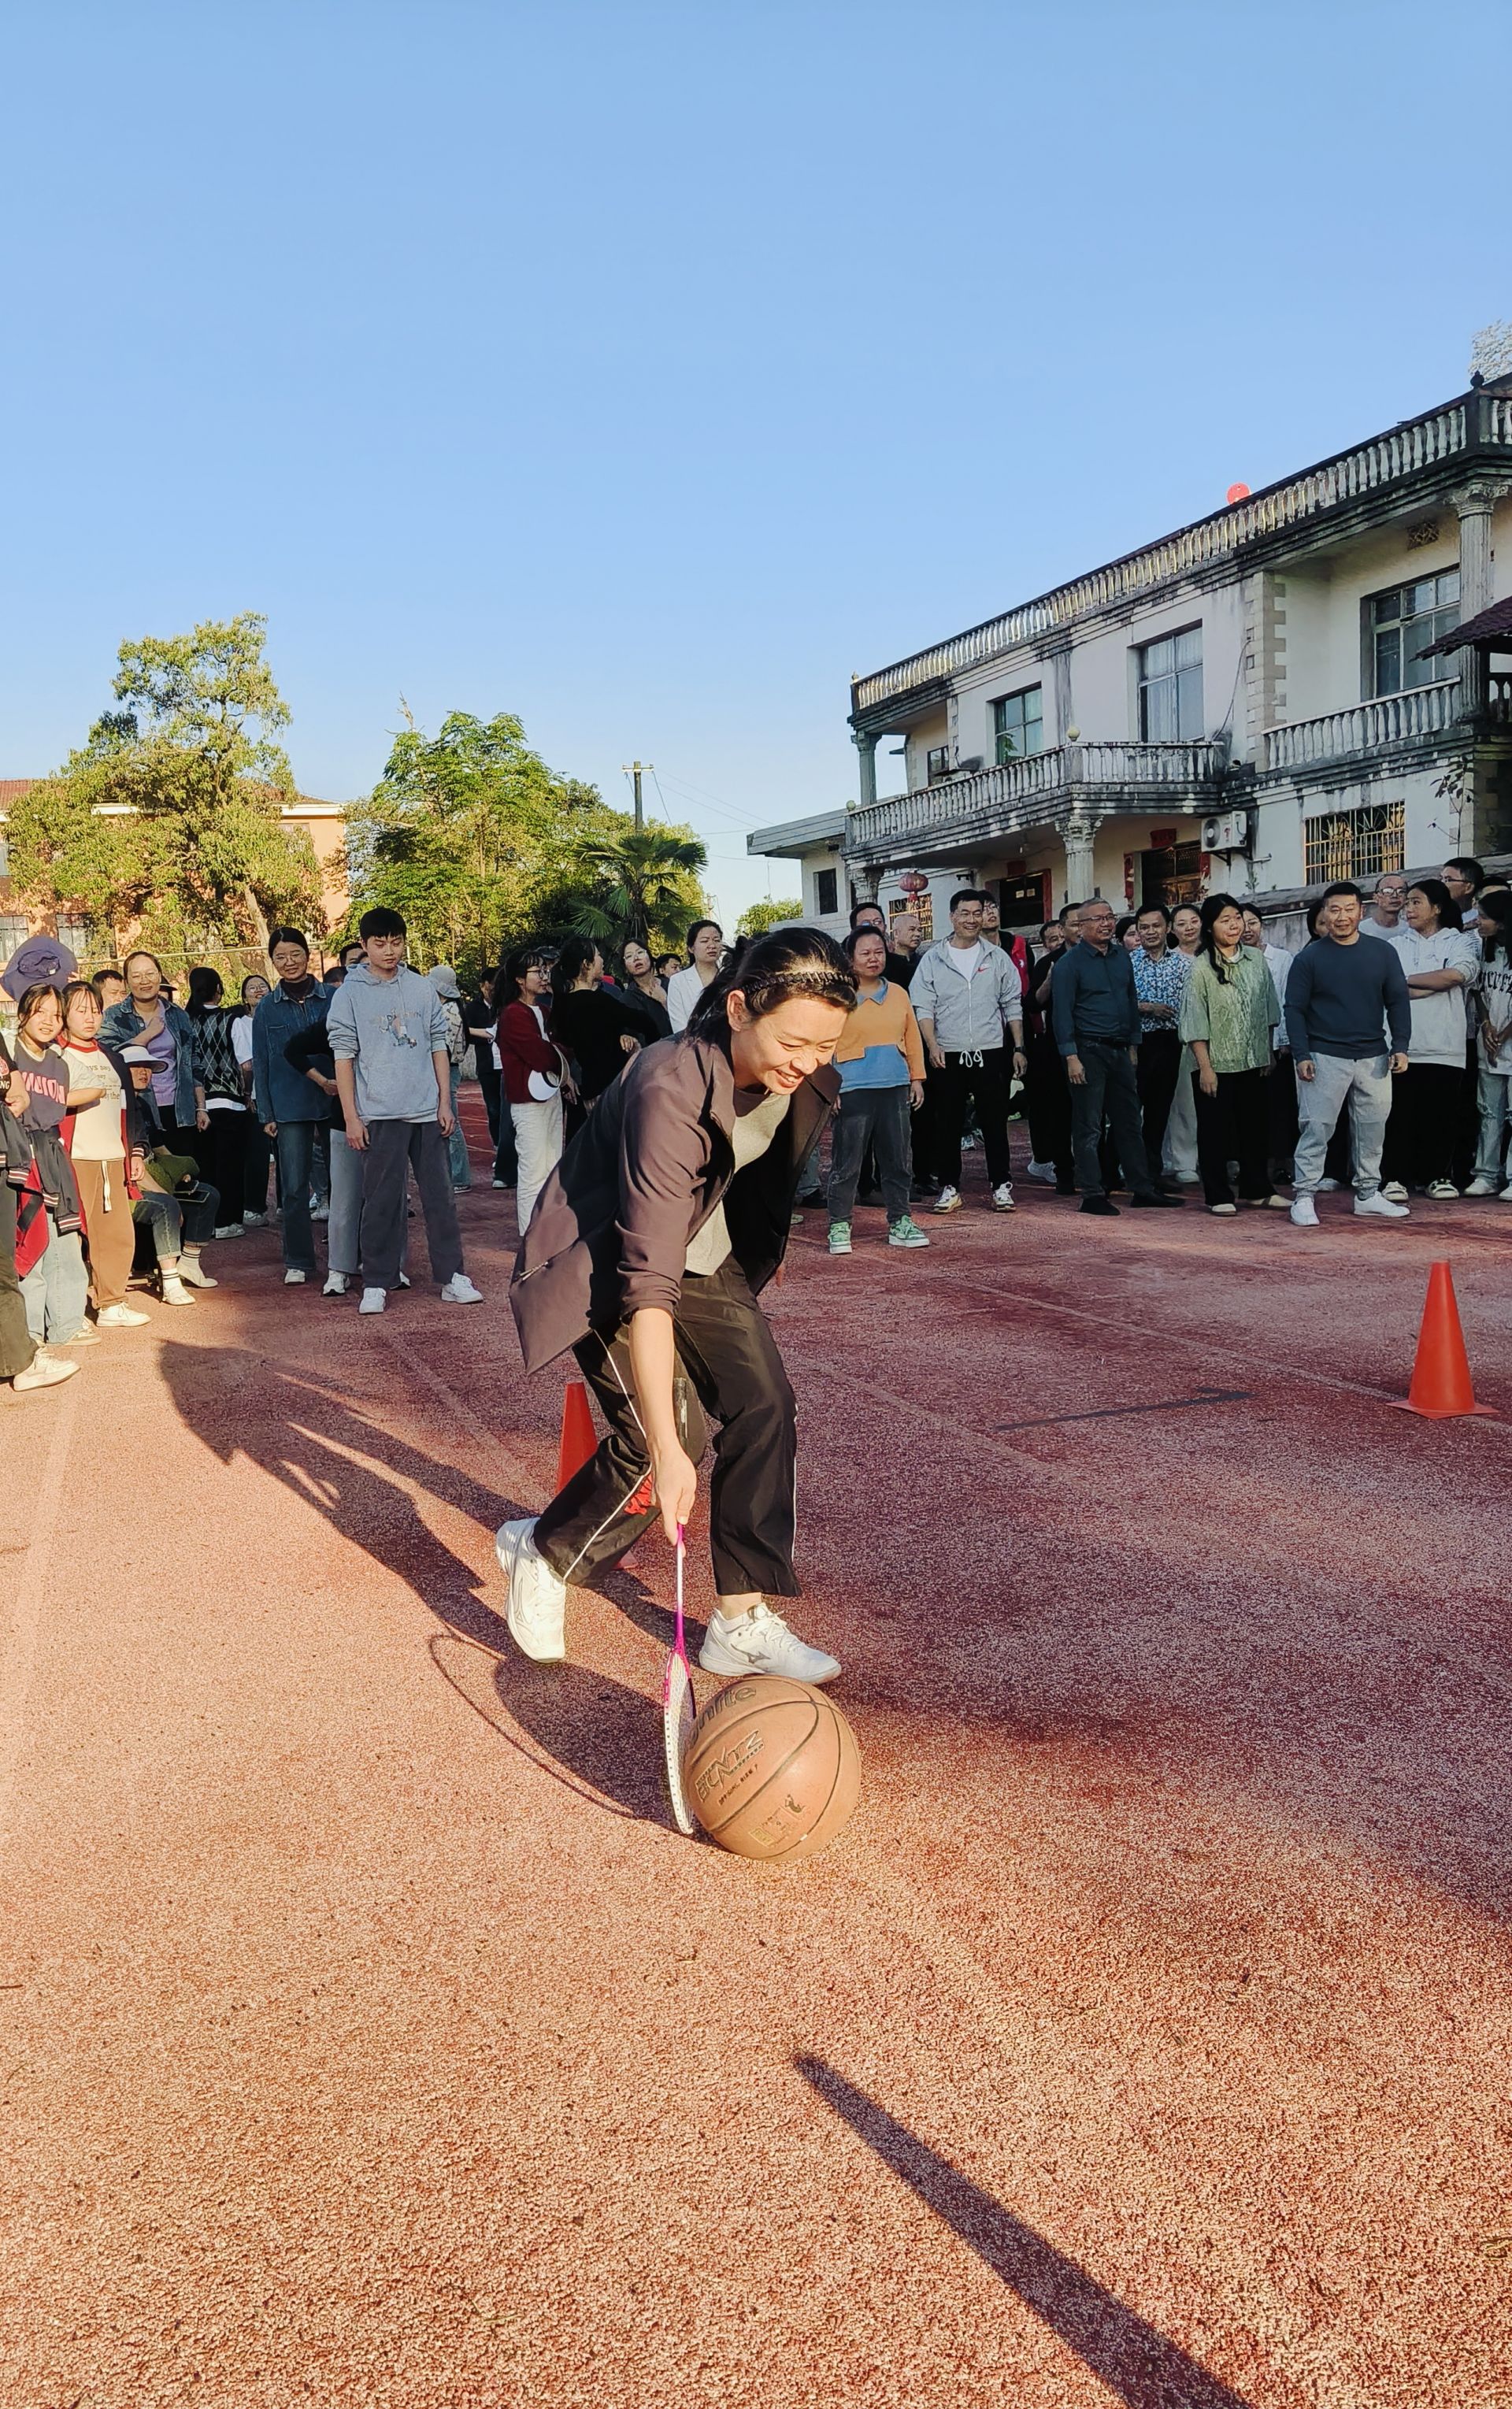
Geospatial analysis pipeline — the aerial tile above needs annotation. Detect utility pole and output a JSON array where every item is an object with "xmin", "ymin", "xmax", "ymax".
[{"xmin": 622, "ymin": 760, "xmax": 652, "ymax": 832}]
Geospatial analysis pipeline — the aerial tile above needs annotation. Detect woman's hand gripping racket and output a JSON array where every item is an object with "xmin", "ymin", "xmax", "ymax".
[{"xmin": 662, "ymin": 1523, "xmax": 698, "ymax": 1835}]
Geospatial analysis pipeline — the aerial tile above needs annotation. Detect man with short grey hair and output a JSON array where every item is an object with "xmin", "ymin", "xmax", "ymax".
[{"xmin": 1361, "ymin": 873, "xmax": 1408, "ymax": 939}]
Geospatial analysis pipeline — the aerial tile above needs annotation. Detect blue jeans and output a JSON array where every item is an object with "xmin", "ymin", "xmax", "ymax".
[
  {"xmin": 20, "ymin": 1226, "xmax": 90, "ymax": 1345},
  {"xmin": 447, "ymin": 1064, "xmax": 470, "ymax": 1189},
  {"xmin": 274, "ymin": 1121, "xmax": 321, "ymax": 1270}
]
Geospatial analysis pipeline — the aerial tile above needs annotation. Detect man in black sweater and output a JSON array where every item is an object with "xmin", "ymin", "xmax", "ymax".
[
  {"xmin": 1284, "ymin": 880, "xmax": 1411, "ymax": 1227},
  {"xmin": 1051, "ymin": 899, "xmax": 1183, "ymax": 1217}
]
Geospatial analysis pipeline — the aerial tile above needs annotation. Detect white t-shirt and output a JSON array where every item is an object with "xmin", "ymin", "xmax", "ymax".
[
  {"xmin": 60, "ymin": 1041, "xmax": 124, "ymax": 1161},
  {"xmin": 944, "ymin": 941, "xmax": 983, "ymax": 981},
  {"xmin": 666, "ymin": 964, "xmax": 713, "ymax": 1034},
  {"xmin": 232, "ymin": 1016, "xmax": 254, "ymax": 1067}
]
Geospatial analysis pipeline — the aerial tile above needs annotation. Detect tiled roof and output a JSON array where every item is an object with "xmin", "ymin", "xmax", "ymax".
[{"xmin": 1421, "ymin": 595, "xmax": 1512, "ymax": 654}]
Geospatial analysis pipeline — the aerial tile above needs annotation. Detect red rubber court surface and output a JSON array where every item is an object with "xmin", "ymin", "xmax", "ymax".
[{"xmin": 4, "ymin": 1125, "xmax": 1511, "ymax": 2408}]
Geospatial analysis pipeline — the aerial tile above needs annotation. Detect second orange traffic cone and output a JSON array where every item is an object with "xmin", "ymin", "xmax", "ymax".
[
  {"xmin": 557, "ymin": 1378, "xmax": 600, "ymax": 1487},
  {"xmin": 1391, "ymin": 1260, "xmax": 1496, "ymax": 1420}
]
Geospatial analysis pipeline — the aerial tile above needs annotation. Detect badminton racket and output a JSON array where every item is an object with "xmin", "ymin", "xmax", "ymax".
[{"xmin": 662, "ymin": 1522, "xmax": 697, "ymax": 1835}]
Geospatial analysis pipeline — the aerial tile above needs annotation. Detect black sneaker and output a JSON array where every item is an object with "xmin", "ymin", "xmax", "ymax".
[
  {"xmin": 1132, "ymin": 1189, "xmax": 1184, "ymax": 1207},
  {"xmin": 1080, "ymin": 1195, "xmax": 1120, "ymax": 1217}
]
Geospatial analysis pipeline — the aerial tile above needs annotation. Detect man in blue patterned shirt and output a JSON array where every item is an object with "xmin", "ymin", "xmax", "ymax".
[{"xmin": 1130, "ymin": 903, "xmax": 1191, "ymax": 1195}]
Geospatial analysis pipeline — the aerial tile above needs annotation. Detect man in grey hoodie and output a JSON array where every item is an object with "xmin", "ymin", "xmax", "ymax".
[{"xmin": 325, "ymin": 908, "xmax": 484, "ymax": 1314}]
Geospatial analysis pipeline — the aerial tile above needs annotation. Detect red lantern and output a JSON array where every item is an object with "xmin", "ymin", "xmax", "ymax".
[{"xmin": 899, "ymin": 869, "xmax": 928, "ymax": 895}]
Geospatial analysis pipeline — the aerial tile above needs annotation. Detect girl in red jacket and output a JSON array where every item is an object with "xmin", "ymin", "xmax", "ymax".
[{"xmin": 497, "ymin": 946, "xmax": 576, "ymax": 1232}]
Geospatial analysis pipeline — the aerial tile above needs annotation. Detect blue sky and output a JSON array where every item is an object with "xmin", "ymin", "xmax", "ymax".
[{"xmin": 2, "ymin": 0, "xmax": 1505, "ymax": 926}]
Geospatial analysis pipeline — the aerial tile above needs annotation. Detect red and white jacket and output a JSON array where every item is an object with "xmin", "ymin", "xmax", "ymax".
[{"xmin": 498, "ymin": 1000, "xmax": 567, "ymax": 1107}]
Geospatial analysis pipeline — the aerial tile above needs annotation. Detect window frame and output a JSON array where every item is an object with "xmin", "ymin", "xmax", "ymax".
[
  {"xmin": 1303, "ymin": 800, "xmax": 1406, "ymax": 886},
  {"xmin": 1362, "ymin": 570, "xmax": 1459, "ymax": 700},
  {"xmin": 1136, "ymin": 624, "xmax": 1203, "ymax": 743},
  {"xmin": 813, "ymin": 865, "xmax": 839, "ymax": 919},
  {"xmin": 990, "ymin": 684, "xmax": 1044, "ymax": 767}
]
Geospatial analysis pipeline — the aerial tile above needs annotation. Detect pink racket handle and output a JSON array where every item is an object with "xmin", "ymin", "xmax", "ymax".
[{"xmin": 675, "ymin": 1524, "xmax": 686, "ymax": 1652}]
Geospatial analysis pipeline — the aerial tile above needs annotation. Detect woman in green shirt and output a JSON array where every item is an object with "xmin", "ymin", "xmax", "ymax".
[{"xmin": 1180, "ymin": 894, "xmax": 1286, "ymax": 1215}]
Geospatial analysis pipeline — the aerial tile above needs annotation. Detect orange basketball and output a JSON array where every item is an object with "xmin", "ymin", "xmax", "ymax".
[{"xmin": 683, "ymin": 1676, "xmax": 860, "ymax": 1862}]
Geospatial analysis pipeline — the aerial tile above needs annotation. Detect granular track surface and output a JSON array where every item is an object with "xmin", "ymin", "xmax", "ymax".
[{"xmin": 4, "ymin": 1122, "xmax": 1511, "ymax": 2407}]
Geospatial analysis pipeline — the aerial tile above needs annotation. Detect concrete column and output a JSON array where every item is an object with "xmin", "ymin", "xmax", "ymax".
[
  {"xmin": 852, "ymin": 730, "xmax": 878, "ymax": 807},
  {"xmin": 1060, "ymin": 814, "xmax": 1097, "ymax": 905},
  {"xmin": 1045, "ymin": 639, "xmax": 1073, "ymax": 743},
  {"xmin": 1453, "ymin": 481, "xmax": 1499, "ymax": 717}
]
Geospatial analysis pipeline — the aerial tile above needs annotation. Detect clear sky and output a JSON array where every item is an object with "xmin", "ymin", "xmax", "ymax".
[{"xmin": 2, "ymin": 0, "xmax": 1505, "ymax": 927}]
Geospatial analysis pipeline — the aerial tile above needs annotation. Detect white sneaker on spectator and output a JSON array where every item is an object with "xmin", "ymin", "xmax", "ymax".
[
  {"xmin": 1425, "ymin": 1180, "xmax": 1460, "ymax": 1200},
  {"xmin": 991, "ymin": 1183, "xmax": 1015, "ymax": 1211},
  {"xmin": 496, "ymin": 1518, "xmax": 566, "ymax": 1662},
  {"xmin": 63, "ymin": 1325, "xmax": 102, "ymax": 1346},
  {"xmin": 699, "ymin": 1602, "xmax": 840, "ymax": 1684},
  {"xmin": 160, "ymin": 1276, "xmax": 195, "ymax": 1306},
  {"xmin": 1380, "ymin": 1182, "xmax": 1409, "ymax": 1202},
  {"xmin": 359, "ymin": 1287, "xmax": 387, "ymax": 1314},
  {"xmin": 1501, "ymin": 1184, "xmax": 1512, "ymax": 1203},
  {"xmin": 441, "ymin": 1273, "xmax": 483, "ymax": 1303},
  {"xmin": 323, "ymin": 1273, "xmax": 348, "ymax": 1297},
  {"xmin": 284, "ymin": 1269, "xmax": 307, "ymax": 1286},
  {"xmin": 213, "ymin": 1222, "xmax": 245, "ymax": 1240},
  {"xmin": 1355, "ymin": 1192, "xmax": 1410, "ymax": 1219},
  {"xmin": 96, "ymin": 1303, "xmax": 150, "ymax": 1327},
  {"xmin": 311, "ymin": 1204, "xmax": 330, "ymax": 1222},
  {"xmin": 1025, "ymin": 1159, "xmax": 1056, "ymax": 1184},
  {"xmin": 932, "ymin": 1186, "xmax": 962, "ymax": 1214},
  {"xmin": 1465, "ymin": 1177, "xmax": 1499, "ymax": 1197},
  {"xmin": 242, "ymin": 1211, "xmax": 268, "ymax": 1228},
  {"xmin": 1289, "ymin": 1196, "xmax": 1319, "ymax": 1227},
  {"xmin": 13, "ymin": 1349, "xmax": 79, "ymax": 1391},
  {"xmin": 179, "ymin": 1256, "xmax": 217, "ymax": 1288}
]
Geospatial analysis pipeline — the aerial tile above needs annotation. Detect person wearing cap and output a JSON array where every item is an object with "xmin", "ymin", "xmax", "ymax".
[{"xmin": 428, "ymin": 963, "xmax": 473, "ymax": 1193}]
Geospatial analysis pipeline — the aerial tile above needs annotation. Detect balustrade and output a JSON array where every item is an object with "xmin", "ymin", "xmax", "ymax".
[
  {"xmin": 847, "ymin": 742, "xmax": 1222, "ymax": 858},
  {"xmin": 1263, "ymin": 680, "xmax": 1459, "ymax": 772}
]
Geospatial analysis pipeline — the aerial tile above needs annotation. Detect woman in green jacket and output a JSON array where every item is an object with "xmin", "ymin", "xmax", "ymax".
[{"xmin": 1180, "ymin": 895, "xmax": 1286, "ymax": 1215}]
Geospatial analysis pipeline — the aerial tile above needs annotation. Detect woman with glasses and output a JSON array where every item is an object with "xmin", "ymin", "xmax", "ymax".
[
  {"xmin": 498, "ymin": 946, "xmax": 575, "ymax": 1232},
  {"xmin": 1379, "ymin": 877, "xmax": 1479, "ymax": 1202}
]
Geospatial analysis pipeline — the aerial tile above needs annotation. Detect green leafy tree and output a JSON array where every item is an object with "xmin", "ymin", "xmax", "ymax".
[
  {"xmin": 8, "ymin": 613, "xmax": 321, "ymax": 954},
  {"xmin": 736, "ymin": 897, "xmax": 803, "ymax": 938},
  {"xmin": 565, "ymin": 822, "xmax": 709, "ymax": 954}
]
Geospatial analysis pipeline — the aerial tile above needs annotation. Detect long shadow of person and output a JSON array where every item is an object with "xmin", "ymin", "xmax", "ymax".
[{"xmin": 158, "ymin": 1339, "xmax": 677, "ymax": 1824}]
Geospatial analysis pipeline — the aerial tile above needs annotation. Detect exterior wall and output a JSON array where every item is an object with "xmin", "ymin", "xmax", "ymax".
[{"xmin": 901, "ymin": 709, "xmax": 949, "ymax": 794}]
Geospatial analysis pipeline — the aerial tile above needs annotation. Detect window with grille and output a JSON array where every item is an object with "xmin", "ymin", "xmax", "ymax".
[
  {"xmin": 1137, "ymin": 627, "xmax": 1203, "ymax": 740},
  {"xmin": 1303, "ymin": 801, "xmax": 1405, "ymax": 885},
  {"xmin": 1367, "ymin": 571, "xmax": 1458, "ymax": 697},
  {"xmin": 991, "ymin": 686, "xmax": 1043, "ymax": 765}
]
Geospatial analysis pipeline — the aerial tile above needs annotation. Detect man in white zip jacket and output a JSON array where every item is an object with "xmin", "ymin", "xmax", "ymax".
[{"xmin": 909, "ymin": 889, "xmax": 1025, "ymax": 1214}]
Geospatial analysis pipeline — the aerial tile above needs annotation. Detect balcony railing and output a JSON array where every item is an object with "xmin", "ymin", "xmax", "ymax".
[
  {"xmin": 1263, "ymin": 680, "xmax": 1460, "ymax": 772},
  {"xmin": 1492, "ymin": 672, "xmax": 1512, "ymax": 723},
  {"xmin": 847, "ymin": 740, "xmax": 1224, "ymax": 859},
  {"xmin": 854, "ymin": 391, "xmax": 1512, "ymax": 717}
]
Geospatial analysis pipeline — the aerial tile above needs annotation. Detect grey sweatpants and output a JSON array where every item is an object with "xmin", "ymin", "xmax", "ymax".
[
  {"xmin": 1292, "ymin": 1051, "xmax": 1391, "ymax": 1198},
  {"xmin": 358, "ymin": 1119, "xmax": 462, "ymax": 1290}
]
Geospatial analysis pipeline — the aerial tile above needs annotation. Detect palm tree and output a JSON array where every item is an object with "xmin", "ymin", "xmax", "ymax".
[{"xmin": 569, "ymin": 822, "xmax": 708, "ymax": 951}]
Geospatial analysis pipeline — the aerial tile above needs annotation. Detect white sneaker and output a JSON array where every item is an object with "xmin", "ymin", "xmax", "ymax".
[
  {"xmin": 284, "ymin": 1268, "xmax": 307, "ymax": 1286},
  {"xmin": 96, "ymin": 1303, "xmax": 150, "ymax": 1328},
  {"xmin": 699, "ymin": 1601, "xmax": 840, "ymax": 1684},
  {"xmin": 991, "ymin": 1183, "xmax": 1015, "ymax": 1211},
  {"xmin": 1024, "ymin": 1159, "xmax": 1057, "ymax": 1184},
  {"xmin": 1380, "ymin": 1182, "xmax": 1409, "ymax": 1203},
  {"xmin": 358, "ymin": 1286, "xmax": 387, "ymax": 1314},
  {"xmin": 1502, "ymin": 1184, "xmax": 1512, "ymax": 1204},
  {"xmin": 213, "ymin": 1222, "xmax": 246, "ymax": 1240},
  {"xmin": 1425, "ymin": 1180, "xmax": 1460, "ymax": 1201},
  {"xmin": 160, "ymin": 1276, "xmax": 195, "ymax": 1306},
  {"xmin": 397, "ymin": 1272, "xmax": 411, "ymax": 1289},
  {"xmin": 13, "ymin": 1348, "xmax": 80, "ymax": 1392},
  {"xmin": 62, "ymin": 1325, "xmax": 102, "ymax": 1346},
  {"xmin": 1355, "ymin": 1191, "xmax": 1410, "ymax": 1219},
  {"xmin": 495, "ymin": 1518, "xmax": 566, "ymax": 1662},
  {"xmin": 1464, "ymin": 1177, "xmax": 1499, "ymax": 1197},
  {"xmin": 492, "ymin": 1178, "xmax": 507, "ymax": 1191},
  {"xmin": 310, "ymin": 1204, "xmax": 330, "ymax": 1223},
  {"xmin": 440, "ymin": 1273, "xmax": 484, "ymax": 1304},
  {"xmin": 322, "ymin": 1273, "xmax": 349, "ymax": 1297},
  {"xmin": 1289, "ymin": 1196, "xmax": 1319, "ymax": 1227},
  {"xmin": 932, "ymin": 1185, "xmax": 963, "ymax": 1214},
  {"xmin": 178, "ymin": 1257, "xmax": 217, "ymax": 1288},
  {"xmin": 242, "ymin": 1211, "xmax": 268, "ymax": 1228}
]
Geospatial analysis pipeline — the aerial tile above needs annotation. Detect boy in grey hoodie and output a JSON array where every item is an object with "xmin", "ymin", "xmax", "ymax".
[{"xmin": 325, "ymin": 908, "xmax": 484, "ymax": 1314}]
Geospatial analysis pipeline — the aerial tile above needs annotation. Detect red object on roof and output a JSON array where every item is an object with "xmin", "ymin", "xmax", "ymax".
[{"xmin": 1226, "ymin": 482, "xmax": 1251, "ymax": 504}]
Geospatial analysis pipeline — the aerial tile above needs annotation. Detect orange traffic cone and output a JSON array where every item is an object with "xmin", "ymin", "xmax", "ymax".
[
  {"xmin": 1392, "ymin": 1260, "xmax": 1496, "ymax": 1420},
  {"xmin": 557, "ymin": 1378, "xmax": 600, "ymax": 1488}
]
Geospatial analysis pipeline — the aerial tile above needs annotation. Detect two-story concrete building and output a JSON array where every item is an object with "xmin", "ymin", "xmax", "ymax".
[{"xmin": 752, "ymin": 375, "xmax": 1512, "ymax": 936}]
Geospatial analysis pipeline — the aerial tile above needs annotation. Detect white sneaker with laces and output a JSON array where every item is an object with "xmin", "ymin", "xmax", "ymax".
[
  {"xmin": 932, "ymin": 1185, "xmax": 962, "ymax": 1214},
  {"xmin": 323, "ymin": 1273, "xmax": 349, "ymax": 1297},
  {"xmin": 1289, "ymin": 1196, "xmax": 1319, "ymax": 1227},
  {"xmin": 160, "ymin": 1276, "xmax": 195, "ymax": 1305},
  {"xmin": 1355, "ymin": 1191, "xmax": 1410, "ymax": 1219},
  {"xmin": 311, "ymin": 1204, "xmax": 330, "ymax": 1223},
  {"xmin": 991, "ymin": 1183, "xmax": 1015, "ymax": 1211},
  {"xmin": 1425, "ymin": 1180, "xmax": 1460, "ymax": 1200},
  {"xmin": 284, "ymin": 1268, "xmax": 307, "ymax": 1286},
  {"xmin": 213, "ymin": 1223, "xmax": 246, "ymax": 1240},
  {"xmin": 179, "ymin": 1257, "xmax": 217, "ymax": 1288},
  {"xmin": 1380, "ymin": 1182, "xmax": 1409, "ymax": 1203},
  {"xmin": 358, "ymin": 1286, "xmax": 387, "ymax": 1314},
  {"xmin": 1024, "ymin": 1159, "xmax": 1056, "ymax": 1184},
  {"xmin": 496, "ymin": 1518, "xmax": 566, "ymax": 1662},
  {"xmin": 441, "ymin": 1273, "xmax": 484, "ymax": 1304},
  {"xmin": 96, "ymin": 1303, "xmax": 151, "ymax": 1328},
  {"xmin": 699, "ymin": 1602, "xmax": 841, "ymax": 1684},
  {"xmin": 1465, "ymin": 1177, "xmax": 1499, "ymax": 1197},
  {"xmin": 13, "ymin": 1348, "xmax": 80, "ymax": 1392},
  {"xmin": 1502, "ymin": 1184, "xmax": 1512, "ymax": 1204},
  {"xmin": 242, "ymin": 1211, "xmax": 268, "ymax": 1228}
]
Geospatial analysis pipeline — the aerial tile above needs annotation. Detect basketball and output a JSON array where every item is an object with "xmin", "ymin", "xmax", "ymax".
[{"xmin": 682, "ymin": 1675, "xmax": 860, "ymax": 1862}]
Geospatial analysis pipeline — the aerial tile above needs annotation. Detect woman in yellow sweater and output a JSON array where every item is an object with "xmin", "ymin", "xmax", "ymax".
[{"xmin": 828, "ymin": 925, "xmax": 930, "ymax": 1254}]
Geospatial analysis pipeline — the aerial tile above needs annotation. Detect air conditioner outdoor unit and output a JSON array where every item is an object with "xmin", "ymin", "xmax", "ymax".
[{"xmin": 1201, "ymin": 808, "xmax": 1251, "ymax": 853}]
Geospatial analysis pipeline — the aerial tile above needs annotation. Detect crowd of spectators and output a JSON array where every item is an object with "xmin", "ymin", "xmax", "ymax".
[{"xmin": 2, "ymin": 854, "xmax": 1507, "ymax": 1396}]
